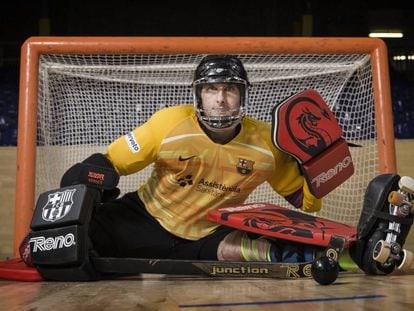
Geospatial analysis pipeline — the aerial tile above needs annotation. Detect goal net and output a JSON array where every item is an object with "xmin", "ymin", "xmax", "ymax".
[{"xmin": 15, "ymin": 37, "xmax": 396, "ymax": 252}]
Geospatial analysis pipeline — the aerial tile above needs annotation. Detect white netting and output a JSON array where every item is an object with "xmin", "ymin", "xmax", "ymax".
[{"xmin": 36, "ymin": 54, "xmax": 377, "ymax": 226}]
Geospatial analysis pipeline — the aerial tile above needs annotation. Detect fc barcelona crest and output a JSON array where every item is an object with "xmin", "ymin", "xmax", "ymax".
[
  {"xmin": 237, "ymin": 158, "xmax": 254, "ymax": 175},
  {"xmin": 42, "ymin": 188, "xmax": 76, "ymax": 222}
]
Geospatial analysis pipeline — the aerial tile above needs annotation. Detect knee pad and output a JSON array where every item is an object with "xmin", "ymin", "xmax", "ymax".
[{"xmin": 217, "ymin": 231, "xmax": 274, "ymax": 262}]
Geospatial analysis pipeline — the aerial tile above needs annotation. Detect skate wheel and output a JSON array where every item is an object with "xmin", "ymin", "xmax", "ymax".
[
  {"xmin": 397, "ymin": 249, "xmax": 414, "ymax": 271},
  {"xmin": 388, "ymin": 191, "xmax": 404, "ymax": 206},
  {"xmin": 399, "ymin": 176, "xmax": 414, "ymax": 195},
  {"xmin": 373, "ymin": 240, "xmax": 391, "ymax": 264}
]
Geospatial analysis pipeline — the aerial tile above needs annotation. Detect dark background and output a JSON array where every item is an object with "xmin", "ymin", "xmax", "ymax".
[{"xmin": 1, "ymin": 0, "xmax": 413, "ymax": 144}]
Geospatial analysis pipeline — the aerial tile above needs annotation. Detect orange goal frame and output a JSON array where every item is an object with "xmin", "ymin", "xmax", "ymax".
[{"xmin": 14, "ymin": 36, "xmax": 396, "ymax": 255}]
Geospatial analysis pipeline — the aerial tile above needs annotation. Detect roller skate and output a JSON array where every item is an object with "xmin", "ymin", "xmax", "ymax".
[{"xmin": 351, "ymin": 174, "xmax": 414, "ymax": 274}]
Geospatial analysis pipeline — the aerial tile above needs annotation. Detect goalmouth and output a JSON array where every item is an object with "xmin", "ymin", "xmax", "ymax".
[{"xmin": 14, "ymin": 37, "xmax": 396, "ymax": 255}]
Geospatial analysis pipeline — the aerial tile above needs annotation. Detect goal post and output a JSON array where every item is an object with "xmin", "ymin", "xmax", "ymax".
[{"xmin": 14, "ymin": 36, "xmax": 396, "ymax": 255}]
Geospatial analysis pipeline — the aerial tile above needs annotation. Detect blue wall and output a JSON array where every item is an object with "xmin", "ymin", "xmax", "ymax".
[{"xmin": 0, "ymin": 67, "xmax": 18, "ymax": 146}]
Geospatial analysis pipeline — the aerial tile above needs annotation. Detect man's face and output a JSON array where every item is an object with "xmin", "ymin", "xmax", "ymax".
[{"xmin": 200, "ymin": 83, "xmax": 241, "ymax": 117}]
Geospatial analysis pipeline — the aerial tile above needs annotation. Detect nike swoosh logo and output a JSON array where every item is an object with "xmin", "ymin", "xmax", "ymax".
[{"xmin": 179, "ymin": 155, "xmax": 197, "ymax": 161}]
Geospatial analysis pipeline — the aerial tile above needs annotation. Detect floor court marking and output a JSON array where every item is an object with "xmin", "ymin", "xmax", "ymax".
[{"xmin": 179, "ymin": 294, "xmax": 385, "ymax": 308}]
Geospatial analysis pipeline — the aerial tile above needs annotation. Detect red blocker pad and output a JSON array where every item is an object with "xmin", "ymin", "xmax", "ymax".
[
  {"xmin": 271, "ymin": 89, "xmax": 343, "ymax": 164},
  {"xmin": 271, "ymin": 89, "xmax": 353, "ymax": 197},
  {"xmin": 302, "ymin": 138, "xmax": 354, "ymax": 198},
  {"xmin": 208, "ymin": 203, "xmax": 356, "ymax": 247},
  {"xmin": 0, "ymin": 258, "xmax": 43, "ymax": 281}
]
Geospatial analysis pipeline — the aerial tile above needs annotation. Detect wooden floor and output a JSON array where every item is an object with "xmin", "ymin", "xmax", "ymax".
[
  {"xmin": 1, "ymin": 264, "xmax": 414, "ymax": 310},
  {"xmin": 1, "ymin": 141, "xmax": 414, "ymax": 310}
]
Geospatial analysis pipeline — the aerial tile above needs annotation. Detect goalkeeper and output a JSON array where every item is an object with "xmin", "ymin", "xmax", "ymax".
[{"xmin": 58, "ymin": 55, "xmax": 323, "ymax": 263}]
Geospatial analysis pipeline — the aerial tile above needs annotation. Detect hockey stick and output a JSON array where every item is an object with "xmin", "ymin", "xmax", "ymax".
[
  {"xmin": 92, "ymin": 257, "xmax": 313, "ymax": 279},
  {"xmin": 92, "ymin": 236, "xmax": 346, "ymax": 280}
]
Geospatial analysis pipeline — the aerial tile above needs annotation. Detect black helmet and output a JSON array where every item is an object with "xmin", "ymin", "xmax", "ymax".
[{"xmin": 192, "ymin": 55, "xmax": 249, "ymax": 130}]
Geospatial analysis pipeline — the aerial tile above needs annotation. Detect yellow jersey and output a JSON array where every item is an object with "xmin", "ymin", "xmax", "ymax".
[{"xmin": 106, "ymin": 105, "xmax": 321, "ymax": 240}]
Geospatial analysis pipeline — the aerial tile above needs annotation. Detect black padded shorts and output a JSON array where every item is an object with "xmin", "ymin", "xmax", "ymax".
[{"xmin": 89, "ymin": 191, "xmax": 233, "ymax": 260}]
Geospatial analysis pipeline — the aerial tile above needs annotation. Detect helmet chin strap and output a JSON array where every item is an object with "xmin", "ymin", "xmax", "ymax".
[
  {"xmin": 198, "ymin": 118, "xmax": 242, "ymax": 145},
  {"xmin": 196, "ymin": 105, "xmax": 245, "ymax": 129},
  {"xmin": 201, "ymin": 119, "xmax": 241, "ymax": 133}
]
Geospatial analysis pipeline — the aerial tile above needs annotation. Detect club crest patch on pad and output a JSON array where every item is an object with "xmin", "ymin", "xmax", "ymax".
[{"xmin": 42, "ymin": 189, "xmax": 76, "ymax": 222}]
